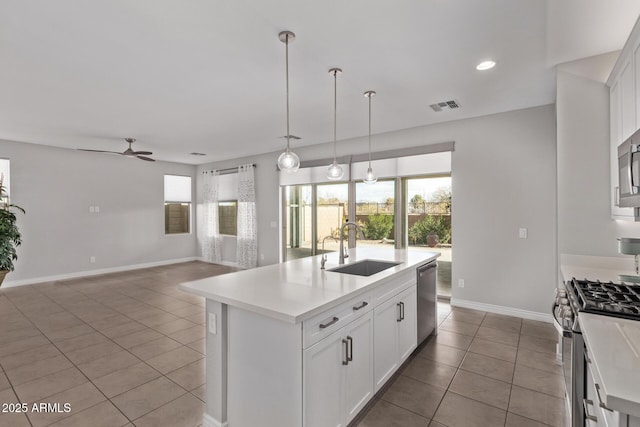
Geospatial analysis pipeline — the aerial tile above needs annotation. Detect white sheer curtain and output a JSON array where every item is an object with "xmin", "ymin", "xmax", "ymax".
[
  {"xmin": 201, "ymin": 171, "xmax": 222, "ymax": 263},
  {"xmin": 236, "ymin": 164, "xmax": 257, "ymax": 269}
]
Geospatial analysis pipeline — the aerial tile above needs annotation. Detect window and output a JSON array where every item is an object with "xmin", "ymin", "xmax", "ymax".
[
  {"xmin": 219, "ymin": 201, "xmax": 237, "ymax": 235},
  {"xmin": 355, "ymin": 180, "xmax": 396, "ymax": 248},
  {"xmin": 0, "ymin": 159, "xmax": 9, "ymax": 204},
  {"xmin": 164, "ymin": 175, "xmax": 192, "ymax": 234}
]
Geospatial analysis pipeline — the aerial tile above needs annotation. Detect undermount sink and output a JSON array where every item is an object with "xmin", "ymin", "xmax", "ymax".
[{"xmin": 328, "ymin": 259, "xmax": 401, "ymax": 276}]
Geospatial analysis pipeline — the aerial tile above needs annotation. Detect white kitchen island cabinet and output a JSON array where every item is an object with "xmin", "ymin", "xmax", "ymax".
[{"xmin": 180, "ymin": 248, "xmax": 438, "ymax": 427}]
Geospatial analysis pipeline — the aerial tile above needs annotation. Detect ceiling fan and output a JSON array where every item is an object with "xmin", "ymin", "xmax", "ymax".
[{"xmin": 78, "ymin": 138, "xmax": 155, "ymax": 162}]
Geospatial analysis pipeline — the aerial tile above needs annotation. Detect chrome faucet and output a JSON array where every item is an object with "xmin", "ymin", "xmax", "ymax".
[
  {"xmin": 339, "ymin": 221, "xmax": 364, "ymax": 264},
  {"xmin": 320, "ymin": 236, "xmax": 338, "ymax": 269}
]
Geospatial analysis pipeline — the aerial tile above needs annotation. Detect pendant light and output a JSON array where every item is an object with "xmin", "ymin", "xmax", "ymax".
[
  {"xmin": 277, "ymin": 31, "xmax": 300, "ymax": 173},
  {"xmin": 326, "ymin": 68, "xmax": 344, "ymax": 181},
  {"xmin": 363, "ymin": 90, "xmax": 377, "ymax": 184}
]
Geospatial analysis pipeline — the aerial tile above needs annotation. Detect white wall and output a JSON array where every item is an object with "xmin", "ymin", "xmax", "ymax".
[
  {"xmin": 197, "ymin": 105, "xmax": 558, "ymax": 314},
  {"xmin": 557, "ymin": 69, "xmax": 640, "ymax": 257},
  {"xmin": 1, "ymin": 139, "xmax": 198, "ymax": 285}
]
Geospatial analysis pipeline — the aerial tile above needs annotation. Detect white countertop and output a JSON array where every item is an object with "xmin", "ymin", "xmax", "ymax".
[
  {"xmin": 180, "ymin": 248, "xmax": 439, "ymax": 324},
  {"xmin": 560, "ymin": 254, "xmax": 640, "ymax": 417},
  {"xmin": 580, "ymin": 313, "xmax": 640, "ymax": 418}
]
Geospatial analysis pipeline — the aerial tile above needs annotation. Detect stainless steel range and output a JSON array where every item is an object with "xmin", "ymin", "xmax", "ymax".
[{"xmin": 553, "ymin": 278, "xmax": 640, "ymax": 427}]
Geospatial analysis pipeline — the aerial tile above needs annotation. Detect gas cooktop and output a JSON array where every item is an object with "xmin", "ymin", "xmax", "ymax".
[{"xmin": 568, "ymin": 278, "xmax": 640, "ymax": 320}]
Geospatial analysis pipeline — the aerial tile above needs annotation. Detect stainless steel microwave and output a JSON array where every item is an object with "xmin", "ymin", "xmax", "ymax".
[{"xmin": 617, "ymin": 128, "xmax": 640, "ymax": 209}]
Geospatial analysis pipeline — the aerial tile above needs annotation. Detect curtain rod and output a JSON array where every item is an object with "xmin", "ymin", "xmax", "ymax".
[{"xmin": 202, "ymin": 164, "xmax": 256, "ymax": 175}]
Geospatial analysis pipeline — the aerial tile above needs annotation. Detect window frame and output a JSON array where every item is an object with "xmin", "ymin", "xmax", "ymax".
[
  {"xmin": 218, "ymin": 200, "xmax": 238, "ymax": 236},
  {"xmin": 164, "ymin": 174, "xmax": 192, "ymax": 236}
]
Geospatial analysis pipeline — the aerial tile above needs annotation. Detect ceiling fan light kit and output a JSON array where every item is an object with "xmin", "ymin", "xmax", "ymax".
[
  {"xmin": 277, "ymin": 31, "xmax": 300, "ymax": 173},
  {"xmin": 326, "ymin": 67, "xmax": 344, "ymax": 181},
  {"xmin": 363, "ymin": 90, "xmax": 377, "ymax": 185}
]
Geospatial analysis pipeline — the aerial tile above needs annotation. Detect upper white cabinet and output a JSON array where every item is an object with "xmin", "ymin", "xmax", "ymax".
[{"xmin": 608, "ymin": 17, "xmax": 640, "ymax": 219}]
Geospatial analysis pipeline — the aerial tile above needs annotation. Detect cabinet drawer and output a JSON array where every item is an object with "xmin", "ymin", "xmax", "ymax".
[
  {"xmin": 585, "ymin": 346, "xmax": 623, "ymax": 427},
  {"xmin": 372, "ymin": 269, "xmax": 415, "ymax": 305},
  {"xmin": 303, "ymin": 293, "xmax": 372, "ymax": 349}
]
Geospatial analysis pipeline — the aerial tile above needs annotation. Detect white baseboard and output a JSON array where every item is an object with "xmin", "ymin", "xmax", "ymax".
[
  {"xmin": 2, "ymin": 257, "xmax": 199, "ymax": 288},
  {"xmin": 196, "ymin": 257, "xmax": 244, "ymax": 269},
  {"xmin": 450, "ymin": 298, "xmax": 552, "ymax": 323},
  {"xmin": 202, "ymin": 413, "xmax": 227, "ymax": 427}
]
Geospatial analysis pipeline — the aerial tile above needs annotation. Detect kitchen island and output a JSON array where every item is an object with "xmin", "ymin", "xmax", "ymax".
[{"xmin": 180, "ymin": 248, "xmax": 438, "ymax": 427}]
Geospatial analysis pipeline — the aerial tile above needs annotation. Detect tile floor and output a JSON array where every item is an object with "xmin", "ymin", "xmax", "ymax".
[
  {"xmin": 0, "ymin": 261, "xmax": 237, "ymax": 427},
  {"xmin": 355, "ymin": 302, "xmax": 568, "ymax": 427},
  {"xmin": 0, "ymin": 262, "xmax": 567, "ymax": 427}
]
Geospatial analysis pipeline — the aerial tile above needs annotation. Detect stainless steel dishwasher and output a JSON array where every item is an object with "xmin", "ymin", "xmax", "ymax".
[{"xmin": 417, "ymin": 261, "xmax": 437, "ymax": 344}]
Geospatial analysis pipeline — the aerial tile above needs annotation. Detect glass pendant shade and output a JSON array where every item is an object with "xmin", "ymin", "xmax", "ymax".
[
  {"xmin": 277, "ymin": 149, "xmax": 300, "ymax": 172},
  {"xmin": 363, "ymin": 166, "xmax": 377, "ymax": 184},
  {"xmin": 327, "ymin": 161, "xmax": 344, "ymax": 181}
]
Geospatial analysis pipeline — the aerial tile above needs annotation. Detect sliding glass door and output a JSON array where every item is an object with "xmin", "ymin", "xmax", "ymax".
[{"xmin": 284, "ymin": 185, "xmax": 313, "ymax": 260}]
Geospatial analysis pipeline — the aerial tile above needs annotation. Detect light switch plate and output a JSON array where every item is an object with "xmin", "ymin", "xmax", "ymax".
[
  {"xmin": 89, "ymin": 206, "xmax": 95, "ymax": 213},
  {"xmin": 208, "ymin": 313, "xmax": 217, "ymax": 335},
  {"xmin": 95, "ymin": 206, "xmax": 100, "ymax": 213},
  {"xmin": 519, "ymin": 228, "xmax": 528, "ymax": 239}
]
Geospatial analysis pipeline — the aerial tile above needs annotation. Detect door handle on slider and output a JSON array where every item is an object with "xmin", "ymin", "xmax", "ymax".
[
  {"xmin": 583, "ymin": 399, "xmax": 598, "ymax": 422},
  {"xmin": 595, "ymin": 383, "xmax": 613, "ymax": 412}
]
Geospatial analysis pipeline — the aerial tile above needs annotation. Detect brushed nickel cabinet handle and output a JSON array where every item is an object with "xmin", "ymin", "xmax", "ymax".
[
  {"xmin": 347, "ymin": 336, "xmax": 353, "ymax": 362},
  {"xmin": 400, "ymin": 301, "xmax": 405, "ymax": 321},
  {"xmin": 397, "ymin": 302, "xmax": 402, "ymax": 322},
  {"xmin": 320, "ymin": 316, "xmax": 339, "ymax": 329},
  {"xmin": 353, "ymin": 301, "xmax": 368, "ymax": 311},
  {"xmin": 342, "ymin": 339, "xmax": 349, "ymax": 365}
]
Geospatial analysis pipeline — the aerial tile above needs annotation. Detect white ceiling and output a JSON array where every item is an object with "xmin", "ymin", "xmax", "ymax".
[{"xmin": 1, "ymin": 0, "xmax": 639, "ymax": 164}]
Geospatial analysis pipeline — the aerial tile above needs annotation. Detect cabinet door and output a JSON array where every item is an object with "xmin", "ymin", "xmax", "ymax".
[
  {"xmin": 397, "ymin": 286, "xmax": 417, "ymax": 363},
  {"xmin": 303, "ymin": 329, "xmax": 346, "ymax": 427},
  {"xmin": 344, "ymin": 312, "xmax": 374, "ymax": 424},
  {"xmin": 373, "ymin": 296, "xmax": 400, "ymax": 392},
  {"xmin": 621, "ymin": 58, "xmax": 636, "ymax": 141}
]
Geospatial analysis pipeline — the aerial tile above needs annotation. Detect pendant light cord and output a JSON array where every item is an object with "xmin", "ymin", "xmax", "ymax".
[
  {"xmin": 368, "ymin": 94, "xmax": 372, "ymax": 168},
  {"xmin": 285, "ymin": 34, "xmax": 291, "ymax": 153}
]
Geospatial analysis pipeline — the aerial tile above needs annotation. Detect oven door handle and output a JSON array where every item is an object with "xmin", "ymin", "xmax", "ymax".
[{"xmin": 551, "ymin": 302, "xmax": 572, "ymax": 337}]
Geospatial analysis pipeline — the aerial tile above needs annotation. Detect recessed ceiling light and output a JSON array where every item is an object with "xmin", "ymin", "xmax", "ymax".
[{"xmin": 476, "ymin": 60, "xmax": 496, "ymax": 71}]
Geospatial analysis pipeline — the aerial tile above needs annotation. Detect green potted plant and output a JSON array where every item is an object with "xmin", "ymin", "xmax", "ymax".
[{"xmin": 0, "ymin": 176, "xmax": 25, "ymax": 286}]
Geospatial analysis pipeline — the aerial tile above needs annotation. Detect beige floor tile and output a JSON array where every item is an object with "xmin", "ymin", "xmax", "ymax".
[
  {"xmin": 508, "ymin": 385, "xmax": 566, "ymax": 427},
  {"xmin": 138, "ymin": 313, "xmax": 181, "ymax": 328},
  {"xmin": 0, "ymin": 326, "xmax": 43, "ymax": 346},
  {"xmin": 166, "ymin": 358, "xmax": 205, "ymax": 391},
  {"xmin": 14, "ymin": 367, "xmax": 87, "ymax": 403},
  {"xmin": 521, "ymin": 321, "xmax": 558, "ymax": 341},
  {"xmin": 433, "ymin": 392, "xmax": 506, "ymax": 427},
  {"xmin": 449, "ymin": 369, "xmax": 511, "ymax": 410},
  {"xmin": 183, "ymin": 312, "xmax": 206, "ymax": 325},
  {"xmin": 26, "ymin": 382, "xmax": 106, "ymax": 427},
  {"xmin": 506, "ymin": 412, "xmax": 550, "ymax": 427},
  {"xmin": 516, "ymin": 348, "xmax": 563, "ymax": 375},
  {"xmin": 129, "ymin": 336, "xmax": 182, "ymax": 360},
  {"xmin": 44, "ymin": 324, "xmax": 95, "ymax": 342},
  {"xmin": 0, "ymin": 334, "xmax": 50, "ymax": 358},
  {"xmin": 152, "ymin": 319, "xmax": 198, "ymax": 335},
  {"xmin": 513, "ymin": 364, "xmax": 565, "ymax": 398},
  {"xmin": 382, "ymin": 375, "xmax": 446, "ymax": 418},
  {"xmin": 111, "ymin": 376, "xmax": 186, "ymax": 420},
  {"xmin": 98, "ymin": 320, "xmax": 147, "ymax": 339},
  {"xmin": 132, "ymin": 392, "xmax": 204, "ymax": 427},
  {"xmin": 55, "ymin": 332, "xmax": 109, "ymax": 352},
  {"xmin": 191, "ymin": 384, "xmax": 205, "ymax": 402},
  {"xmin": 481, "ymin": 316, "xmax": 522, "ymax": 333},
  {"xmin": 439, "ymin": 319, "xmax": 479, "ymax": 337},
  {"xmin": 416, "ymin": 341, "xmax": 466, "ymax": 367},
  {"xmin": 518, "ymin": 334, "xmax": 557, "ymax": 355},
  {"xmin": 0, "ymin": 370, "xmax": 11, "ymax": 392},
  {"xmin": 357, "ymin": 399, "xmax": 430, "ymax": 427},
  {"xmin": 186, "ymin": 338, "xmax": 205, "ymax": 354},
  {"xmin": 114, "ymin": 328, "xmax": 163, "ymax": 349},
  {"xmin": 146, "ymin": 346, "xmax": 203, "ymax": 375},
  {"xmin": 167, "ymin": 325, "xmax": 205, "ymax": 345},
  {"xmin": 76, "ymin": 350, "xmax": 140, "ymax": 379},
  {"xmin": 447, "ymin": 309, "xmax": 486, "ymax": 325},
  {"xmin": 49, "ymin": 401, "xmax": 129, "ymax": 427},
  {"xmin": 93, "ymin": 362, "xmax": 160, "ymax": 398},
  {"xmin": 170, "ymin": 304, "xmax": 205, "ymax": 318},
  {"xmin": 428, "ymin": 422, "xmax": 446, "ymax": 427},
  {"xmin": 469, "ymin": 338, "xmax": 517, "ymax": 363},
  {"xmin": 0, "ymin": 389, "xmax": 30, "ymax": 427},
  {"xmin": 433, "ymin": 330, "xmax": 473, "ymax": 350},
  {"xmin": 64, "ymin": 340, "xmax": 123, "ymax": 364},
  {"xmin": 460, "ymin": 351, "xmax": 515, "ymax": 383},
  {"xmin": 475, "ymin": 325, "xmax": 520, "ymax": 347},
  {"xmin": 0, "ymin": 344, "xmax": 61, "ymax": 370},
  {"xmin": 402, "ymin": 356, "xmax": 457, "ymax": 389},
  {"xmin": 5, "ymin": 354, "xmax": 73, "ymax": 386}
]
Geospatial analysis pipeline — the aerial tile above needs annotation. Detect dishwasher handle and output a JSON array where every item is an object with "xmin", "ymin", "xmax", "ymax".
[{"xmin": 418, "ymin": 262, "xmax": 437, "ymax": 277}]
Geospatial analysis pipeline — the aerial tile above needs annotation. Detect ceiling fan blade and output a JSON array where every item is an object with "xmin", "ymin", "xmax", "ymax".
[
  {"xmin": 132, "ymin": 151, "xmax": 152, "ymax": 156},
  {"xmin": 136, "ymin": 156, "xmax": 155, "ymax": 162},
  {"xmin": 78, "ymin": 149, "xmax": 123, "ymax": 155}
]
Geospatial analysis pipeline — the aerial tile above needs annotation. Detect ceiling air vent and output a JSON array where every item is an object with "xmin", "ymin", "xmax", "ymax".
[
  {"xmin": 429, "ymin": 100, "xmax": 461, "ymax": 112},
  {"xmin": 190, "ymin": 152, "xmax": 207, "ymax": 156},
  {"xmin": 280, "ymin": 135, "xmax": 302, "ymax": 140}
]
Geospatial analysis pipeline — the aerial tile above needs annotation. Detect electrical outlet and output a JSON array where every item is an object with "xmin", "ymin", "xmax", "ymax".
[
  {"xmin": 458, "ymin": 279, "xmax": 465, "ymax": 288},
  {"xmin": 90, "ymin": 256, "xmax": 96, "ymax": 263},
  {"xmin": 208, "ymin": 313, "xmax": 217, "ymax": 335},
  {"xmin": 519, "ymin": 228, "xmax": 528, "ymax": 239}
]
